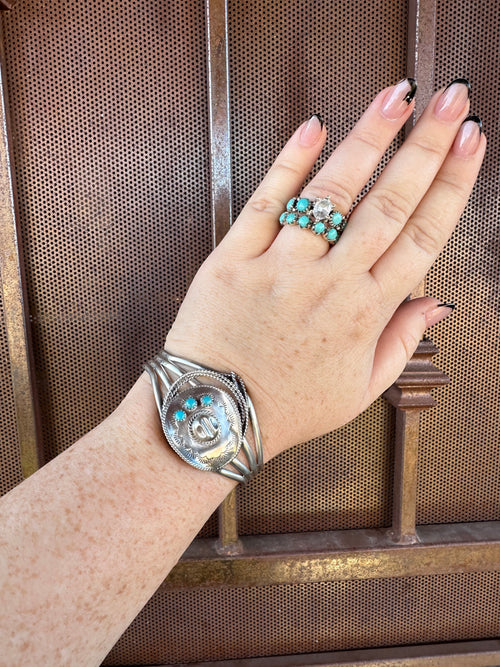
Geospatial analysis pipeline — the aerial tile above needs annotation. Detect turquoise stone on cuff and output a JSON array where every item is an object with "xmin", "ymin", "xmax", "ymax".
[
  {"xmin": 174, "ymin": 409, "xmax": 186, "ymax": 422},
  {"xmin": 298, "ymin": 215, "xmax": 309, "ymax": 228},
  {"xmin": 201, "ymin": 395, "xmax": 212, "ymax": 406},
  {"xmin": 184, "ymin": 397, "xmax": 197, "ymax": 410},
  {"xmin": 286, "ymin": 213, "xmax": 296, "ymax": 223},
  {"xmin": 296, "ymin": 198, "xmax": 309, "ymax": 212},
  {"xmin": 286, "ymin": 198, "xmax": 296, "ymax": 211},
  {"xmin": 326, "ymin": 228, "xmax": 338, "ymax": 242},
  {"xmin": 331, "ymin": 211, "xmax": 343, "ymax": 225},
  {"xmin": 313, "ymin": 222, "xmax": 326, "ymax": 235}
]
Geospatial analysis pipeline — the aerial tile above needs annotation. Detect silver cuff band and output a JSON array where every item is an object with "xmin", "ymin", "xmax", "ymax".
[{"xmin": 144, "ymin": 350, "xmax": 264, "ymax": 484}]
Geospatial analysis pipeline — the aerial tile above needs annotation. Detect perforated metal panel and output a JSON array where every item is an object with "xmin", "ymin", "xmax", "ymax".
[
  {"xmin": 239, "ymin": 398, "xmax": 395, "ymax": 535},
  {"xmin": 1, "ymin": 0, "xmax": 213, "ymax": 462},
  {"xmin": 229, "ymin": 0, "xmax": 407, "ymax": 536},
  {"xmin": 418, "ymin": 0, "xmax": 500, "ymax": 524},
  {"xmin": 0, "ymin": 289, "xmax": 23, "ymax": 494},
  {"xmin": 104, "ymin": 571, "xmax": 500, "ymax": 664}
]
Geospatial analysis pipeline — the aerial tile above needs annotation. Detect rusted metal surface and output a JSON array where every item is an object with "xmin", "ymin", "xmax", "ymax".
[
  {"xmin": 206, "ymin": 0, "xmax": 232, "ymax": 246},
  {"xmin": 0, "ymin": 30, "xmax": 42, "ymax": 477},
  {"xmin": 384, "ymin": 340, "xmax": 449, "ymax": 543},
  {"xmin": 164, "ymin": 639, "xmax": 500, "ymax": 666},
  {"xmin": 206, "ymin": 0, "xmax": 236, "ymax": 542},
  {"xmin": 217, "ymin": 488, "xmax": 242, "ymax": 554},
  {"xmin": 162, "ymin": 521, "xmax": 500, "ymax": 590}
]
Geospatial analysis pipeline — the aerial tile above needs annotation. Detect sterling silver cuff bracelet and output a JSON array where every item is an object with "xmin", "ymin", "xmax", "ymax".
[{"xmin": 144, "ymin": 350, "xmax": 264, "ymax": 484}]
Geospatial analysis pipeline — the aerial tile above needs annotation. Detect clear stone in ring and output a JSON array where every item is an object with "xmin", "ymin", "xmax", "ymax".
[{"xmin": 313, "ymin": 198, "xmax": 333, "ymax": 220}]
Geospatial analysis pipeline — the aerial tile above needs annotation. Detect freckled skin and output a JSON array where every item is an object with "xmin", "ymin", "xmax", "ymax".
[{"xmin": 0, "ymin": 385, "xmax": 237, "ymax": 666}]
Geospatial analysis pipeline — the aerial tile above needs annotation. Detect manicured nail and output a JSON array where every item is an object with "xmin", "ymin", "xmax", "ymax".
[
  {"xmin": 299, "ymin": 114, "xmax": 324, "ymax": 147},
  {"xmin": 425, "ymin": 302, "xmax": 456, "ymax": 327},
  {"xmin": 453, "ymin": 115, "xmax": 483, "ymax": 157},
  {"xmin": 380, "ymin": 78, "xmax": 417, "ymax": 120},
  {"xmin": 434, "ymin": 78, "xmax": 471, "ymax": 121}
]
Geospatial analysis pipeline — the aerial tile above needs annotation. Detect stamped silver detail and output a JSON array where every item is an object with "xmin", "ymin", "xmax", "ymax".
[
  {"xmin": 144, "ymin": 351, "xmax": 264, "ymax": 483},
  {"xmin": 161, "ymin": 384, "xmax": 242, "ymax": 471}
]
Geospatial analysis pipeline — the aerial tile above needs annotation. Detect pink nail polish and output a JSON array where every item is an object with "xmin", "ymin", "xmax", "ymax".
[
  {"xmin": 425, "ymin": 303, "xmax": 455, "ymax": 328},
  {"xmin": 380, "ymin": 78, "xmax": 417, "ymax": 120},
  {"xmin": 434, "ymin": 79, "xmax": 470, "ymax": 121},
  {"xmin": 453, "ymin": 116, "xmax": 482, "ymax": 157},
  {"xmin": 299, "ymin": 114, "xmax": 324, "ymax": 147}
]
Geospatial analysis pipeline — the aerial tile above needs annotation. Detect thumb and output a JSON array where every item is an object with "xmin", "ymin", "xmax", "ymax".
[{"xmin": 368, "ymin": 297, "xmax": 455, "ymax": 400}]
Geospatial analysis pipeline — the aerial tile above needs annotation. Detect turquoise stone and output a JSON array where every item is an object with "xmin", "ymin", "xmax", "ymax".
[
  {"xmin": 286, "ymin": 198, "xmax": 296, "ymax": 211},
  {"xmin": 313, "ymin": 222, "xmax": 325, "ymax": 235},
  {"xmin": 327, "ymin": 228, "xmax": 338, "ymax": 242},
  {"xmin": 279, "ymin": 212, "xmax": 287, "ymax": 224},
  {"xmin": 286, "ymin": 213, "xmax": 296, "ymax": 224},
  {"xmin": 174, "ymin": 409, "xmax": 186, "ymax": 422},
  {"xmin": 201, "ymin": 395, "xmax": 212, "ymax": 406},
  {"xmin": 184, "ymin": 397, "xmax": 197, "ymax": 410},
  {"xmin": 298, "ymin": 215, "xmax": 309, "ymax": 228},
  {"xmin": 331, "ymin": 211, "xmax": 343, "ymax": 225},
  {"xmin": 296, "ymin": 198, "xmax": 309, "ymax": 212}
]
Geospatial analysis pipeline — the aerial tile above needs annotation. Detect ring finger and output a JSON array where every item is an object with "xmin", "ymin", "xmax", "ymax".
[{"xmin": 274, "ymin": 78, "xmax": 417, "ymax": 259}]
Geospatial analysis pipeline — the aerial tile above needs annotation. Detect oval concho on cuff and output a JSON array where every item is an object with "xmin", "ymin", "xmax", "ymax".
[
  {"xmin": 144, "ymin": 351, "xmax": 263, "ymax": 484},
  {"xmin": 162, "ymin": 378, "xmax": 243, "ymax": 471}
]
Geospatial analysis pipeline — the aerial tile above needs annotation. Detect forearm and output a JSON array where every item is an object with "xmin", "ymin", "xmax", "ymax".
[{"xmin": 0, "ymin": 372, "xmax": 238, "ymax": 666}]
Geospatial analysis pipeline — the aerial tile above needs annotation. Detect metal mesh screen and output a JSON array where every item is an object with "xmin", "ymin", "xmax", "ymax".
[
  {"xmin": 1, "ymin": 0, "xmax": 213, "ymax": 463},
  {"xmin": 230, "ymin": 0, "xmax": 407, "ymax": 535},
  {"xmin": 0, "ymin": 289, "xmax": 23, "ymax": 494},
  {"xmin": 238, "ymin": 398, "xmax": 394, "ymax": 535},
  {"xmin": 104, "ymin": 571, "xmax": 500, "ymax": 664},
  {"xmin": 418, "ymin": 0, "xmax": 500, "ymax": 524}
]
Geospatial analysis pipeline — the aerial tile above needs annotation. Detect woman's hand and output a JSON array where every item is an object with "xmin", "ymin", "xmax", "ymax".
[{"xmin": 165, "ymin": 78, "xmax": 485, "ymax": 459}]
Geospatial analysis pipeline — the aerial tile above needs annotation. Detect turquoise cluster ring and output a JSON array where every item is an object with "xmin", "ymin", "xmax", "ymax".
[{"xmin": 279, "ymin": 195, "xmax": 348, "ymax": 245}]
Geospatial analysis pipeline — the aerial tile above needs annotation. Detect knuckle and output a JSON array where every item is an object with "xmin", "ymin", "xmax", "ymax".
[
  {"xmin": 370, "ymin": 188, "xmax": 412, "ymax": 229},
  {"xmin": 351, "ymin": 126, "xmax": 385, "ymax": 153},
  {"xmin": 274, "ymin": 158, "xmax": 305, "ymax": 182},
  {"xmin": 408, "ymin": 135, "xmax": 446, "ymax": 163},
  {"xmin": 402, "ymin": 215, "xmax": 441, "ymax": 257},
  {"xmin": 434, "ymin": 171, "xmax": 470, "ymax": 202},
  {"xmin": 246, "ymin": 191, "xmax": 285, "ymax": 217},
  {"xmin": 304, "ymin": 177, "xmax": 353, "ymax": 214}
]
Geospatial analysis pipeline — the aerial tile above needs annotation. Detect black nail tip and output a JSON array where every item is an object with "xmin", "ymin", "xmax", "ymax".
[
  {"xmin": 445, "ymin": 77, "xmax": 471, "ymax": 96},
  {"xmin": 310, "ymin": 113, "xmax": 324, "ymax": 129},
  {"xmin": 464, "ymin": 114, "xmax": 483, "ymax": 133},
  {"xmin": 404, "ymin": 78, "xmax": 417, "ymax": 104},
  {"xmin": 437, "ymin": 302, "xmax": 456, "ymax": 310}
]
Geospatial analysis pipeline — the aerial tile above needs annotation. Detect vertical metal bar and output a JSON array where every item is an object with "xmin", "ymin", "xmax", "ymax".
[
  {"xmin": 386, "ymin": 0, "xmax": 439, "ymax": 543},
  {"xmin": 391, "ymin": 409, "xmax": 420, "ymax": 543},
  {"xmin": 406, "ymin": 0, "xmax": 437, "ymax": 300},
  {"xmin": 205, "ymin": 0, "xmax": 239, "ymax": 549},
  {"xmin": 205, "ymin": 0, "xmax": 233, "ymax": 246},
  {"xmin": 0, "ymin": 28, "xmax": 43, "ymax": 476}
]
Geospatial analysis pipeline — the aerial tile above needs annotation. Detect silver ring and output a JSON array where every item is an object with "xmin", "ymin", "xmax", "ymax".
[{"xmin": 279, "ymin": 195, "xmax": 348, "ymax": 245}]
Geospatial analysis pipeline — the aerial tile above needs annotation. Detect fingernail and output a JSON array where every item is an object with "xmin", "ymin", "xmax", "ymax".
[
  {"xmin": 380, "ymin": 78, "xmax": 417, "ymax": 120},
  {"xmin": 434, "ymin": 78, "xmax": 471, "ymax": 121},
  {"xmin": 299, "ymin": 114, "xmax": 324, "ymax": 147},
  {"xmin": 425, "ymin": 302, "xmax": 456, "ymax": 327},
  {"xmin": 453, "ymin": 115, "xmax": 483, "ymax": 157}
]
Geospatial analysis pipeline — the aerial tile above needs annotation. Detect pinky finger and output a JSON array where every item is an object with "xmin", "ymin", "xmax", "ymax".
[{"xmin": 367, "ymin": 297, "xmax": 455, "ymax": 401}]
